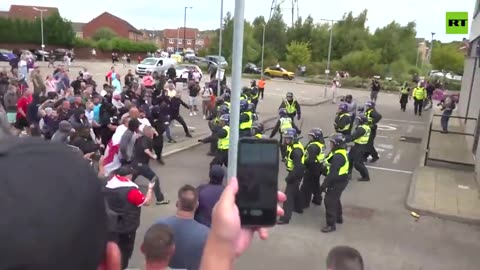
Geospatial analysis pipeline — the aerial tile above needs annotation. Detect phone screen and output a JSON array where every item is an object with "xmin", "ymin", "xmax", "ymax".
[{"xmin": 236, "ymin": 138, "xmax": 279, "ymax": 227}]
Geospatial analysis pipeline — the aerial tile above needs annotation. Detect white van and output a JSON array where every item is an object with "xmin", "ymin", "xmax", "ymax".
[{"xmin": 136, "ymin": 57, "xmax": 177, "ymax": 77}]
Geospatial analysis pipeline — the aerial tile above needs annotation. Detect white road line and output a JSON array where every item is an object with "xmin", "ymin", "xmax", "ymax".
[
  {"xmin": 376, "ymin": 135, "xmax": 389, "ymax": 138},
  {"xmin": 366, "ymin": 165, "xmax": 413, "ymax": 174},
  {"xmin": 406, "ymin": 125, "xmax": 414, "ymax": 133},
  {"xmin": 392, "ymin": 150, "xmax": 402, "ymax": 164},
  {"xmin": 382, "ymin": 118, "xmax": 425, "ymax": 124}
]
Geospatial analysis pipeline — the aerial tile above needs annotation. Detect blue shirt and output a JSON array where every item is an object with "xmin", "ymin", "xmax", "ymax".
[
  {"xmin": 194, "ymin": 184, "xmax": 224, "ymax": 227},
  {"xmin": 93, "ymin": 104, "xmax": 101, "ymax": 122},
  {"xmin": 155, "ymin": 216, "xmax": 209, "ymax": 270}
]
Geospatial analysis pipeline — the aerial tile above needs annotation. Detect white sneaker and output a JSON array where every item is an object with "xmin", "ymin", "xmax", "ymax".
[
  {"xmin": 189, "ymin": 112, "xmax": 193, "ymax": 116},
  {"xmin": 203, "ymin": 115, "xmax": 206, "ymax": 119},
  {"xmin": 193, "ymin": 111, "xmax": 197, "ymax": 116}
]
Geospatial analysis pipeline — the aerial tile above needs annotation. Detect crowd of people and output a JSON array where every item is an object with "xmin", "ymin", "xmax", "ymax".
[{"xmin": 0, "ymin": 57, "xmax": 376, "ymax": 269}]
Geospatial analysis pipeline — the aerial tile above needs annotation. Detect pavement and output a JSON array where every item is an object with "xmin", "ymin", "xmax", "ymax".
[
  {"xmin": 129, "ymin": 89, "xmax": 480, "ymax": 270},
  {"xmin": 406, "ymin": 106, "xmax": 480, "ymax": 225}
]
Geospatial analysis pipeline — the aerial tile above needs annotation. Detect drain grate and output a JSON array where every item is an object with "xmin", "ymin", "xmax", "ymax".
[
  {"xmin": 342, "ymin": 205, "xmax": 375, "ymax": 220},
  {"xmin": 400, "ymin": 136, "xmax": 422, "ymax": 143}
]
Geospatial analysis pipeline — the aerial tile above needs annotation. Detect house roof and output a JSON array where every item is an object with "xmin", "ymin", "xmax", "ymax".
[
  {"xmin": 0, "ymin": 11, "xmax": 8, "ymax": 18},
  {"xmin": 71, "ymin": 22, "xmax": 85, "ymax": 32},
  {"xmin": 8, "ymin": 4, "xmax": 60, "ymax": 21},
  {"xmin": 90, "ymin": 12, "xmax": 142, "ymax": 34},
  {"xmin": 142, "ymin": 29, "xmax": 163, "ymax": 38},
  {"xmin": 163, "ymin": 28, "xmax": 199, "ymax": 39}
]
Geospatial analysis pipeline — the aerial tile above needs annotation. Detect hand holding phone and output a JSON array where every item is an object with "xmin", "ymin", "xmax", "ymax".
[{"xmin": 236, "ymin": 138, "xmax": 279, "ymax": 227}]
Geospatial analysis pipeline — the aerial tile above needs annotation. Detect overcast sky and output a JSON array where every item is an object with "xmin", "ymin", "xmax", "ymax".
[{"xmin": 1, "ymin": 0, "xmax": 475, "ymax": 42}]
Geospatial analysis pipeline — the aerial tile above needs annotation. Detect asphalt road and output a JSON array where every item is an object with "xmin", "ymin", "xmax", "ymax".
[{"xmin": 128, "ymin": 89, "xmax": 480, "ymax": 270}]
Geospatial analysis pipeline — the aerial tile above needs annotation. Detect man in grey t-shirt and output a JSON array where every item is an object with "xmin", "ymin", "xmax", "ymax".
[{"xmin": 344, "ymin": 94, "xmax": 357, "ymax": 132}]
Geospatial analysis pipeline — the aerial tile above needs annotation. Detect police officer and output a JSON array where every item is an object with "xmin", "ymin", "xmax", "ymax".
[
  {"xmin": 239, "ymin": 100, "xmax": 253, "ymax": 137},
  {"xmin": 320, "ymin": 133, "xmax": 350, "ymax": 233},
  {"xmin": 240, "ymin": 87, "xmax": 251, "ymax": 102},
  {"xmin": 344, "ymin": 94, "xmax": 357, "ymax": 132},
  {"xmin": 200, "ymin": 114, "xmax": 230, "ymax": 167},
  {"xmin": 250, "ymin": 80, "xmax": 260, "ymax": 109},
  {"xmin": 300, "ymin": 128, "xmax": 326, "ymax": 208},
  {"xmin": 223, "ymin": 91, "xmax": 231, "ymax": 109},
  {"xmin": 251, "ymin": 122, "xmax": 265, "ymax": 138},
  {"xmin": 204, "ymin": 104, "xmax": 229, "ymax": 156},
  {"xmin": 278, "ymin": 128, "xmax": 305, "ymax": 225},
  {"xmin": 334, "ymin": 103, "xmax": 351, "ymax": 135},
  {"xmin": 346, "ymin": 115, "xmax": 370, "ymax": 181},
  {"xmin": 270, "ymin": 108, "xmax": 300, "ymax": 158},
  {"xmin": 363, "ymin": 101, "xmax": 382, "ymax": 162},
  {"xmin": 399, "ymin": 81, "xmax": 410, "ymax": 112},
  {"xmin": 412, "ymin": 84, "xmax": 427, "ymax": 116},
  {"xmin": 279, "ymin": 92, "xmax": 301, "ymax": 122},
  {"xmin": 248, "ymin": 102, "xmax": 258, "ymax": 120}
]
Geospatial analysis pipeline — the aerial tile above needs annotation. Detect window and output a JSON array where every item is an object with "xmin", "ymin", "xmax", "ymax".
[
  {"xmin": 76, "ymin": 32, "xmax": 83, "ymax": 38},
  {"xmin": 169, "ymin": 39, "xmax": 174, "ymax": 44},
  {"xmin": 178, "ymin": 39, "xmax": 182, "ymax": 45},
  {"xmin": 187, "ymin": 39, "xmax": 192, "ymax": 45},
  {"xmin": 196, "ymin": 39, "xmax": 204, "ymax": 45}
]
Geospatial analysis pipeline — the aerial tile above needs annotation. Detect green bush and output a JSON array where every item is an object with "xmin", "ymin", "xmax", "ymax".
[
  {"xmin": 305, "ymin": 76, "xmax": 404, "ymax": 92},
  {"xmin": 73, "ymin": 38, "xmax": 95, "ymax": 48},
  {"xmin": 83, "ymin": 37, "xmax": 157, "ymax": 53}
]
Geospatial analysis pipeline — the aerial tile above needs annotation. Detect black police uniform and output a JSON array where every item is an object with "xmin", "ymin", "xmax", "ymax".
[
  {"xmin": 364, "ymin": 108, "xmax": 382, "ymax": 161},
  {"xmin": 300, "ymin": 140, "xmax": 326, "ymax": 207},
  {"xmin": 278, "ymin": 141, "xmax": 305, "ymax": 224},
  {"xmin": 200, "ymin": 125, "xmax": 229, "ymax": 167},
  {"xmin": 279, "ymin": 99, "xmax": 301, "ymax": 122},
  {"xmin": 99, "ymin": 103, "xmax": 119, "ymax": 147},
  {"xmin": 321, "ymin": 147, "xmax": 349, "ymax": 231},
  {"xmin": 334, "ymin": 112, "xmax": 351, "ymax": 136},
  {"xmin": 347, "ymin": 124, "xmax": 371, "ymax": 181},
  {"xmin": 150, "ymin": 103, "xmax": 170, "ymax": 163}
]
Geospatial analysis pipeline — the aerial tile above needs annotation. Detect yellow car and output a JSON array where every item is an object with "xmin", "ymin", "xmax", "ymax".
[{"xmin": 264, "ymin": 66, "xmax": 295, "ymax": 80}]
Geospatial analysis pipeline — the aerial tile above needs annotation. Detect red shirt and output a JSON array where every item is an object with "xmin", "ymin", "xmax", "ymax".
[
  {"xmin": 16, "ymin": 95, "xmax": 32, "ymax": 120},
  {"xmin": 113, "ymin": 175, "xmax": 147, "ymax": 207}
]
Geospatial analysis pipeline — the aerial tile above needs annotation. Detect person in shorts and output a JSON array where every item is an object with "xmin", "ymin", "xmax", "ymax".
[
  {"xmin": 15, "ymin": 89, "xmax": 32, "ymax": 132},
  {"xmin": 188, "ymin": 80, "xmax": 200, "ymax": 116}
]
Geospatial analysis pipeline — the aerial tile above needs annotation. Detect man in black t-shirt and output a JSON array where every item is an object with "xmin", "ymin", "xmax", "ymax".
[{"xmin": 131, "ymin": 126, "xmax": 169, "ymax": 205}]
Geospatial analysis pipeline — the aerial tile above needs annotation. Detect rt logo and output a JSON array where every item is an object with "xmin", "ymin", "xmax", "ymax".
[{"xmin": 446, "ymin": 12, "xmax": 468, "ymax": 34}]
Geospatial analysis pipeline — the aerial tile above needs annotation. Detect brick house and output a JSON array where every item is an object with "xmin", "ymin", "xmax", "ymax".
[
  {"xmin": 1, "ymin": 4, "xmax": 60, "ymax": 20},
  {"xmin": 72, "ymin": 22, "xmax": 86, "ymax": 39},
  {"xmin": 161, "ymin": 27, "xmax": 210, "ymax": 52},
  {"xmin": 142, "ymin": 30, "xmax": 163, "ymax": 48},
  {"xmin": 82, "ymin": 12, "xmax": 143, "ymax": 41}
]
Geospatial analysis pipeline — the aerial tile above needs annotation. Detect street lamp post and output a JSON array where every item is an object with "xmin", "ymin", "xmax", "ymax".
[
  {"xmin": 33, "ymin": 7, "xmax": 47, "ymax": 61},
  {"xmin": 184, "ymin": 7, "xmax": 193, "ymax": 52},
  {"xmin": 260, "ymin": 23, "xmax": 266, "ymax": 78},
  {"xmin": 217, "ymin": 0, "xmax": 224, "ymax": 96},
  {"xmin": 320, "ymin": 19, "xmax": 340, "ymax": 98},
  {"xmin": 427, "ymin": 32, "xmax": 435, "ymax": 67}
]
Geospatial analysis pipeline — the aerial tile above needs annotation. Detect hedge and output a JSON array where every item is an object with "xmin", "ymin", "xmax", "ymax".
[{"xmin": 73, "ymin": 37, "xmax": 157, "ymax": 53}]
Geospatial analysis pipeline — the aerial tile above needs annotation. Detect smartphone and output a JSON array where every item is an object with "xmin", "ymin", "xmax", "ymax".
[{"xmin": 236, "ymin": 138, "xmax": 279, "ymax": 227}]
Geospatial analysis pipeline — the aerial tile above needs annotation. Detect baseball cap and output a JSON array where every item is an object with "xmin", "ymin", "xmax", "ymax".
[{"xmin": 0, "ymin": 137, "xmax": 108, "ymax": 269}]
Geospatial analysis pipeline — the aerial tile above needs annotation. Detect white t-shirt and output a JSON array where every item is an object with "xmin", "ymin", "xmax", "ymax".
[{"xmin": 138, "ymin": 117, "xmax": 151, "ymax": 132}]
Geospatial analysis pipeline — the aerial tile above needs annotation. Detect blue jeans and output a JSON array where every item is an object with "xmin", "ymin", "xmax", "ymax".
[{"xmin": 441, "ymin": 110, "xmax": 452, "ymax": 132}]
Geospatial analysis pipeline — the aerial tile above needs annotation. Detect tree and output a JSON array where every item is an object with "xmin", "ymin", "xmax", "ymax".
[
  {"xmin": 370, "ymin": 21, "xmax": 417, "ymax": 65},
  {"xmin": 431, "ymin": 42, "xmax": 465, "ymax": 75},
  {"xmin": 286, "ymin": 41, "xmax": 311, "ymax": 66},
  {"xmin": 264, "ymin": 6, "xmax": 287, "ymax": 60},
  {"xmin": 331, "ymin": 10, "xmax": 370, "ymax": 59},
  {"xmin": 286, "ymin": 16, "xmax": 314, "ymax": 45},
  {"xmin": 340, "ymin": 49, "xmax": 382, "ymax": 77},
  {"xmin": 92, "ymin": 27, "xmax": 118, "ymax": 41}
]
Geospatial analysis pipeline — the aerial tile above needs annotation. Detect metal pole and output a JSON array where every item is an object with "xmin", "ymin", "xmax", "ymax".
[
  {"xmin": 260, "ymin": 24, "xmax": 266, "ymax": 78},
  {"xmin": 427, "ymin": 32, "xmax": 435, "ymax": 75},
  {"xmin": 324, "ymin": 20, "xmax": 333, "ymax": 98},
  {"xmin": 465, "ymin": 57, "xmax": 478, "ymax": 124},
  {"xmin": 227, "ymin": 0, "xmax": 245, "ymax": 180},
  {"xmin": 217, "ymin": 0, "xmax": 224, "ymax": 96},
  {"xmin": 40, "ymin": 10, "xmax": 44, "ymax": 61},
  {"xmin": 176, "ymin": 28, "xmax": 179, "ymax": 52},
  {"xmin": 183, "ymin": 7, "xmax": 187, "ymax": 52}
]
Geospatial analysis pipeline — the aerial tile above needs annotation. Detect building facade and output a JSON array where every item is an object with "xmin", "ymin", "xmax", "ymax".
[
  {"xmin": 458, "ymin": 0, "xmax": 480, "ymax": 181},
  {"xmin": 82, "ymin": 12, "xmax": 143, "ymax": 41},
  {"xmin": 161, "ymin": 27, "xmax": 209, "ymax": 52}
]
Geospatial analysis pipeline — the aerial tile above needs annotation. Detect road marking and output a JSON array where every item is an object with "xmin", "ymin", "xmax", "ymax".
[
  {"xmin": 377, "ymin": 143, "xmax": 394, "ymax": 149},
  {"xmin": 366, "ymin": 165, "xmax": 413, "ymax": 174},
  {"xmin": 377, "ymin": 124, "xmax": 397, "ymax": 131},
  {"xmin": 376, "ymin": 135, "xmax": 389, "ymax": 138},
  {"xmin": 382, "ymin": 118, "xmax": 425, "ymax": 124},
  {"xmin": 392, "ymin": 150, "xmax": 402, "ymax": 164},
  {"xmin": 406, "ymin": 125, "xmax": 414, "ymax": 133}
]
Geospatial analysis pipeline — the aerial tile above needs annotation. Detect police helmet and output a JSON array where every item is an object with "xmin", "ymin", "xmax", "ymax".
[
  {"xmin": 365, "ymin": 100, "xmax": 375, "ymax": 108},
  {"xmin": 215, "ymin": 96, "xmax": 224, "ymax": 105},
  {"xmin": 357, "ymin": 106, "xmax": 365, "ymax": 113},
  {"xmin": 223, "ymin": 92, "xmax": 231, "ymax": 101},
  {"xmin": 218, "ymin": 104, "xmax": 229, "ymax": 115},
  {"xmin": 219, "ymin": 114, "xmax": 230, "ymax": 124},
  {"xmin": 240, "ymin": 99, "xmax": 249, "ymax": 111},
  {"xmin": 328, "ymin": 133, "xmax": 346, "ymax": 147},
  {"xmin": 247, "ymin": 102, "xmax": 256, "ymax": 112},
  {"xmin": 338, "ymin": 102, "xmax": 348, "ymax": 112},
  {"xmin": 252, "ymin": 122, "xmax": 264, "ymax": 134},
  {"xmin": 283, "ymin": 128, "xmax": 297, "ymax": 139},
  {"xmin": 278, "ymin": 108, "xmax": 288, "ymax": 117},
  {"xmin": 286, "ymin": 92, "xmax": 294, "ymax": 98},
  {"xmin": 308, "ymin": 128, "xmax": 324, "ymax": 141},
  {"xmin": 241, "ymin": 86, "xmax": 250, "ymax": 93},
  {"xmin": 345, "ymin": 94, "xmax": 353, "ymax": 102},
  {"xmin": 225, "ymin": 87, "xmax": 231, "ymax": 94},
  {"xmin": 356, "ymin": 114, "xmax": 368, "ymax": 124}
]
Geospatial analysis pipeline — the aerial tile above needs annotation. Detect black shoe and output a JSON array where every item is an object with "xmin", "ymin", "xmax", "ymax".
[
  {"xmin": 440, "ymin": 130, "xmax": 448, "ymax": 134},
  {"xmin": 336, "ymin": 218, "xmax": 344, "ymax": 224},
  {"xmin": 312, "ymin": 197, "xmax": 322, "ymax": 206},
  {"xmin": 369, "ymin": 157, "xmax": 379, "ymax": 163},
  {"xmin": 157, "ymin": 159, "xmax": 165, "ymax": 165},
  {"xmin": 206, "ymin": 152, "xmax": 215, "ymax": 156},
  {"xmin": 186, "ymin": 134, "xmax": 192, "ymax": 138},
  {"xmin": 357, "ymin": 177, "xmax": 370, "ymax": 182},
  {"xmin": 277, "ymin": 219, "xmax": 289, "ymax": 225},
  {"xmin": 294, "ymin": 209, "xmax": 304, "ymax": 214},
  {"xmin": 156, "ymin": 200, "xmax": 170, "ymax": 205},
  {"xmin": 321, "ymin": 225, "xmax": 336, "ymax": 233}
]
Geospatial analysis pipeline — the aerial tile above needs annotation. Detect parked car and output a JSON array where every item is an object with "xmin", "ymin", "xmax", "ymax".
[
  {"xmin": 53, "ymin": 48, "xmax": 75, "ymax": 61},
  {"xmin": 136, "ymin": 57, "xmax": 177, "ymax": 77},
  {"xmin": 243, "ymin": 63, "xmax": 261, "ymax": 74},
  {"xmin": 205, "ymin": 55, "xmax": 228, "ymax": 67},
  {"xmin": 173, "ymin": 64, "xmax": 204, "ymax": 83},
  {"xmin": 29, "ymin": 49, "xmax": 50, "ymax": 61},
  {"xmin": 21, "ymin": 50, "xmax": 37, "ymax": 60},
  {"xmin": 184, "ymin": 51, "xmax": 196, "ymax": 62},
  {"xmin": 264, "ymin": 66, "xmax": 295, "ymax": 80},
  {"xmin": 0, "ymin": 49, "xmax": 17, "ymax": 62}
]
